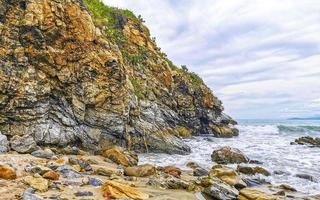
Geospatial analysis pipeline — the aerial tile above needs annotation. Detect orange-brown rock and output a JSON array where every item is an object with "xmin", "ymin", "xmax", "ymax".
[
  {"xmin": 102, "ymin": 180, "xmax": 149, "ymax": 199},
  {"xmin": 42, "ymin": 170, "xmax": 59, "ymax": 180},
  {"xmin": 0, "ymin": 165, "xmax": 17, "ymax": 180},
  {"xmin": 238, "ymin": 188, "xmax": 277, "ymax": 200},
  {"xmin": 102, "ymin": 147, "xmax": 138, "ymax": 167},
  {"xmin": 209, "ymin": 165, "xmax": 246, "ymax": 188},
  {"xmin": 163, "ymin": 166, "xmax": 182, "ymax": 178},
  {"xmin": 124, "ymin": 164, "xmax": 156, "ymax": 177}
]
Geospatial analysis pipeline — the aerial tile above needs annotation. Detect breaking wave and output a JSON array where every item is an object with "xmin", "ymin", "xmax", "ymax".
[{"xmin": 278, "ymin": 125, "xmax": 320, "ymax": 133}]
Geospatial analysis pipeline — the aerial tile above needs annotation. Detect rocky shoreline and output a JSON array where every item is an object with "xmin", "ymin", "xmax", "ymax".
[
  {"xmin": 0, "ymin": 145, "xmax": 319, "ymax": 200},
  {"xmin": 0, "ymin": 0, "xmax": 319, "ymax": 199}
]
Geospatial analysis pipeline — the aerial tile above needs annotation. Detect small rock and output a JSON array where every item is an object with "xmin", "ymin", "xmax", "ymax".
[
  {"xmin": 0, "ymin": 164, "xmax": 17, "ymax": 180},
  {"xmin": 25, "ymin": 165, "xmax": 51, "ymax": 175},
  {"xmin": 42, "ymin": 170, "xmax": 59, "ymax": 180},
  {"xmin": 273, "ymin": 170, "xmax": 290, "ymax": 175},
  {"xmin": 237, "ymin": 165, "xmax": 270, "ymax": 176},
  {"xmin": 63, "ymin": 181, "xmax": 83, "ymax": 186},
  {"xmin": 95, "ymin": 167, "xmax": 115, "ymax": 176},
  {"xmin": 23, "ymin": 176, "xmax": 49, "ymax": 192},
  {"xmin": 31, "ymin": 149, "xmax": 55, "ymax": 159},
  {"xmin": 278, "ymin": 184, "xmax": 297, "ymax": 192},
  {"xmin": 248, "ymin": 160, "xmax": 263, "ymax": 164},
  {"xmin": 295, "ymin": 174, "xmax": 316, "ymax": 182},
  {"xmin": 102, "ymin": 147, "xmax": 138, "ymax": 166},
  {"xmin": 193, "ymin": 167, "xmax": 209, "ymax": 177},
  {"xmin": 124, "ymin": 164, "xmax": 156, "ymax": 177},
  {"xmin": 163, "ymin": 166, "xmax": 181, "ymax": 178},
  {"xmin": 22, "ymin": 188, "xmax": 43, "ymax": 200},
  {"xmin": 211, "ymin": 146, "xmax": 249, "ymax": 164},
  {"xmin": 209, "ymin": 165, "xmax": 247, "ymax": 189},
  {"xmin": 186, "ymin": 161, "xmax": 200, "ymax": 169},
  {"xmin": 74, "ymin": 191, "xmax": 93, "ymax": 197},
  {"xmin": 69, "ymin": 157, "xmax": 92, "ymax": 171},
  {"xmin": 56, "ymin": 165, "xmax": 82, "ymax": 179},
  {"xmin": 10, "ymin": 135, "xmax": 38, "ymax": 153},
  {"xmin": 0, "ymin": 133, "xmax": 9, "ymax": 153},
  {"xmin": 61, "ymin": 146, "xmax": 82, "ymax": 155},
  {"xmin": 239, "ymin": 188, "xmax": 277, "ymax": 200},
  {"xmin": 242, "ymin": 177, "xmax": 270, "ymax": 187},
  {"xmin": 88, "ymin": 177, "xmax": 103, "ymax": 186},
  {"xmin": 275, "ymin": 190, "xmax": 286, "ymax": 196},
  {"xmin": 148, "ymin": 173, "xmax": 189, "ymax": 189},
  {"xmin": 202, "ymin": 177, "xmax": 239, "ymax": 200}
]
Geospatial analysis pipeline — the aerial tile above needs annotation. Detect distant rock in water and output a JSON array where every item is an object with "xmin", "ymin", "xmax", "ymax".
[
  {"xmin": 0, "ymin": 0, "xmax": 237, "ymax": 154},
  {"xmin": 291, "ymin": 136, "xmax": 320, "ymax": 147}
]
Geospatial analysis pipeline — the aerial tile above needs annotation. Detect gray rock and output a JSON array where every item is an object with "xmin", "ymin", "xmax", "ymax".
[
  {"xmin": 63, "ymin": 181, "xmax": 83, "ymax": 186},
  {"xmin": 56, "ymin": 165, "xmax": 82, "ymax": 179},
  {"xmin": 0, "ymin": 133, "xmax": 9, "ymax": 153},
  {"xmin": 74, "ymin": 191, "xmax": 93, "ymax": 197},
  {"xmin": 147, "ymin": 173, "xmax": 189, "ymax": 189},
  {"xmin": 69, "ymin": 157, "xmax": 92, "ymax": 171},
  {"xmin": 88, "ymin": 177, "xmax": 103, "ymax": 186},
  {"xmin": 193, "ymin": 167, "xmax": 209, "ymax": 177},
  {"xmin": 211, "ymin": 146, "xmax": 249, "ymax": 164},
  {"xmin": 203, "ymin": 177, "xmax": 239, "ymax": 200},
  {"xmin": 295, "ymin": 174, "xmax": 316, "ymax": 182},
  {"xmin": 293, "ymin": 136, "xmax": 320, "ymax": 147},
  {"xmin": 10, "ymin": 135, "xmax": 38, "ymax": 154},
  {"xmin": 25, "ymin": 165, "xmax": 51, "ymax": 175},
  {"xmin": 31, "ymin": 149, "xmax": 55, "ymax": 159},
  {"xmin": 22, "ymin": 188, "xmax": 43, "ymax": 200}
]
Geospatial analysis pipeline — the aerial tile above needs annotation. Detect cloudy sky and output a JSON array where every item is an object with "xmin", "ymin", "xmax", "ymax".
[{"xmin": 106, "ymin": 0, "xmax": 320, "ymax": 119}]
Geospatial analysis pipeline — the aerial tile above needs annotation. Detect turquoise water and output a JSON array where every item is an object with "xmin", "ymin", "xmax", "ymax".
[{"xmin": 140, "ymin": 119, "xmax": 320, "ymax": 194}]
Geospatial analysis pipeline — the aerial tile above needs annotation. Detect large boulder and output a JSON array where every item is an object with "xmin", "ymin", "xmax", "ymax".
[
  {"xmin": 211, "ymin": 146, "xmax": 249, "ymax": 164},
  {"xmin": 10, "ymin": 135, "xmax": 38, "ymax": 154}
]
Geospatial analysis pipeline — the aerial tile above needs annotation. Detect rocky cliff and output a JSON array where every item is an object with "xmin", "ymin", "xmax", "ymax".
[{"xmin": 0, "ymin": 0, "xmax": 238, "ymax": 154}]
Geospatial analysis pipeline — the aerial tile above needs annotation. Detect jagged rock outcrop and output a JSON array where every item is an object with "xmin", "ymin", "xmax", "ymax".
[{"xmin": 0, "ymin": 0, "xmax": 237, "ymax": 154}]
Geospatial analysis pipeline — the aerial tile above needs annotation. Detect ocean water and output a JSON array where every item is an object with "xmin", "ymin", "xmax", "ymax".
[{"xmin": 139, "ymin": 119, "xmax": 320, "ymax": 194}]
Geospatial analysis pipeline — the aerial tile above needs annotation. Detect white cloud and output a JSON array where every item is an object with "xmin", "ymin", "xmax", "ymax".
[{"xmin": 105, "ymin": 0, "xmax": 320, "ymax": 119}]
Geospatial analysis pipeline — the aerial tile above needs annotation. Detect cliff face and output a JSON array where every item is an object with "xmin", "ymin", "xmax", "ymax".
[{"xmin": 0, "ymin": 0, "xmax": 238, "ymax": 154}]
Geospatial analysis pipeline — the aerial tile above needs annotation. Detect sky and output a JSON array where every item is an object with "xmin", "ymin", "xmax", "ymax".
[{"xmin": 105, "ymin": 0, "xmax": 320, "ymax": 119}]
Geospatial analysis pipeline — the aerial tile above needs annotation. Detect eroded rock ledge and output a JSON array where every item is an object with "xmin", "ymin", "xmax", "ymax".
[{"xmin": 0, "ymin": 0, "xmax": 238, "ymax": 154}]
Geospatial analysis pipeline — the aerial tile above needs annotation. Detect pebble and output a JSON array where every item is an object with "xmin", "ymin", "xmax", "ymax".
[{"xmin": 74, "ymin": 191, "xmax": 93, "ymax": 197}]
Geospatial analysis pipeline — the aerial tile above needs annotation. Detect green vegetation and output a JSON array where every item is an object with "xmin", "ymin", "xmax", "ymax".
[
  {"xmin": 121, "ymin": 46, "xmax": 147, "ymax": 66},
  {"xmin": 83, "ymin": 0, "xmax": 137, "ymax": 43},
  {"xmin": 130, "ymin": 79, "xmax": 145, "ymax": 100},
  {"xmin": 83, "ymin": 0, "xmax": 204, "ymax": 88}
]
